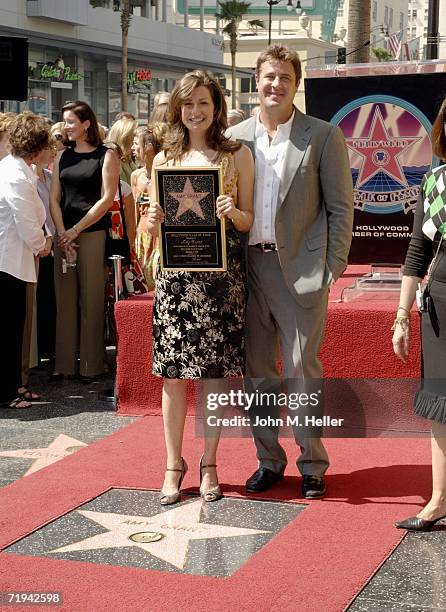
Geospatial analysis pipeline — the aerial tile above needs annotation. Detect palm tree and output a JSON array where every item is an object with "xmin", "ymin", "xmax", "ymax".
[
  {"xmin": 347, "ymin": 0, "xmax": 371, "ymax": 64},
  {"xmin": 90, "ymin": 0, "xmax": 132, "ymax": 111},
  {"xmin": 120, "ymin": 0, "xmax": 132, "ymax": 111},
  {"xmin": 218, "ymin": 1, "xmax": 264, "ymax": 109}
]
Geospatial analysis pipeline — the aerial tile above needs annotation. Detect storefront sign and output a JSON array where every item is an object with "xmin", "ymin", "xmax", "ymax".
[
  {"xmin": 29, "ymin": 61, "xmax": 83, "ymax": 82},
  {"xmin": 128, "ymin": 68, "xmax": 152, "ymax": 94},
  {"xmin": 40, "ymin": 63, "xmax": 83, "ymax": 81}
]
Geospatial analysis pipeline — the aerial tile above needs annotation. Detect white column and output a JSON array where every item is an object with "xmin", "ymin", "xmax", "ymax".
[{"xmin": 184, "ymin": 0, "xmax": 189, "ymax": 27}]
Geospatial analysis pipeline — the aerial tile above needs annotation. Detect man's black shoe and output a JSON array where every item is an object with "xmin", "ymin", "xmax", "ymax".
[
  {"xmin": 246, "ymin": 467, "xmax": 284, "ymax": 493},
  {"xmin": 302, "ymin": 475, "xmax": 326, "ymax": 498}
]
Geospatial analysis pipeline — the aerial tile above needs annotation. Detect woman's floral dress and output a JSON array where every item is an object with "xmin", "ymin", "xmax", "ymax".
[{"xmin": 152, "ymin": 151, "xmax": 246, "ymax": 379}]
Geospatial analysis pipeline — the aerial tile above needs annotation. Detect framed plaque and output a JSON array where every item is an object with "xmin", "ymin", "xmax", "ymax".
[{"xmin": 154, "ymin": 166, "xmax": 226, "ymax": 272}]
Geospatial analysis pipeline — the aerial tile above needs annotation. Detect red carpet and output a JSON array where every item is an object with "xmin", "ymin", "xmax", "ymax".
[
  {"xmin": 115, "ymin": 266, "xmax": 421, "ymax": 416},
  {"xmin": 0, "ymin": 415, "xmax": 431, "ymax": 612}
]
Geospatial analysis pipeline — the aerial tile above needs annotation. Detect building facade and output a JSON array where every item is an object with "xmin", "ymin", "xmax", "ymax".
[
  {"xmin": 407, "ymin": 0, "xmax": 446, "ymax": 59},
  {"xmin": 334, "ymin": 0, "xmax": 409, "ymax": 53},
  {"xmin": 0, "ymin": 0, "xmax": 231, "ymax": 124}
]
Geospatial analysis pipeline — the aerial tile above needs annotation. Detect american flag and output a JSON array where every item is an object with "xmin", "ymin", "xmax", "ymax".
[{"xmin": 387, "ymin": 30, "xmax": 404, "ymax": 59}]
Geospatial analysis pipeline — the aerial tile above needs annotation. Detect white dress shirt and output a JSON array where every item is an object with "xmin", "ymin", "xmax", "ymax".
[
  {"xmin": 0, "ymin": 155, "xmax": 47, "ymax": 282},
  {"xmin": 249, "ymin": 110, "xmax": 295, "ymax": 245}
]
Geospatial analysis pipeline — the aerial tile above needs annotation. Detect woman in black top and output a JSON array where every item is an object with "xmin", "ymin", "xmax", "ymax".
[
  {"xmin": 50, "ymin": 101, "xmax": 119, "ymax": 381},
  {"xmin": 393, "ymin": 98, "xmax": 446, "ymax": 531}
]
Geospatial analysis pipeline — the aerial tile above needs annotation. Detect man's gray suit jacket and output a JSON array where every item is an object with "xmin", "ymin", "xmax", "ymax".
[{"xmin": 227, "ymin": 108, "xmax": 354, "ymax": 308}]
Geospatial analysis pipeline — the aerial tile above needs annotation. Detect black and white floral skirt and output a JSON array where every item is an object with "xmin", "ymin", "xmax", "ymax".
[{"xmin": 152, "ymin": 230, "xmax": 246, "ymax": 379}]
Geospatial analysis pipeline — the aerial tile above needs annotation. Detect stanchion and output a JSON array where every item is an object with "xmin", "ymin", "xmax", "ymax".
[{"xmin": 101, "ymin": 255, "xmax": 125, "ymax": 405}]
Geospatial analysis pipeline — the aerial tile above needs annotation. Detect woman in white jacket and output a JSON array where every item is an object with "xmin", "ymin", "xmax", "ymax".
[{"xmin": 0, "ymin": 112, "xmax": 52, "ymax": 409}]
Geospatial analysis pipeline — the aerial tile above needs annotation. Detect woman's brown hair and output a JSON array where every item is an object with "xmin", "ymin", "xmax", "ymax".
[
  {"xmin": 62, "ymin": 100, "xmax": 103, "ymax": 147},
  {"xmin": 8, "ymin": 112, "xmax": 51, "ymax": 158},
  {"xmin": 136, "ymin": 122, "xmax": 167, "ymax": 156},
  {"xmin": 432, "ymin": 97, "xmax": 446, "ymax": 161},
  {"xmin": 163, "ymin": 70, "xmax": 241, "ymax": 161}
]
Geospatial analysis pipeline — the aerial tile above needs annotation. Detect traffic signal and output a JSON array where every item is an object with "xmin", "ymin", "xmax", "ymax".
[{"xmin": 337, "ymin": 47, "xmax": 346, "ymax": 64}]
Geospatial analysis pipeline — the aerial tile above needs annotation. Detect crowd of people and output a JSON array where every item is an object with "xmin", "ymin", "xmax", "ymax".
[
  {"xmin": 0, "ymin": 94, "xmax": 171, "ymax": 399},
  {"xmin": 1, "ymin": 44, "xmax": 445, "ymax": 532}
]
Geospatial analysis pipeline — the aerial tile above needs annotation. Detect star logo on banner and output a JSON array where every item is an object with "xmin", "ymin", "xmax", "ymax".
[
  {"xmin": 0, "ymin": 434, "xmax": 87, "ymax": 476},
  {"xmin": 345, "ymin": 106, "xmax": 421, "ymax": 189},
  {"xmin": 171, "ymin": 177, "xmax": 209, "ymax": 220},
  {"xmin": 48, "ymin": 500, "xmax": 270, "ymax": 569}
]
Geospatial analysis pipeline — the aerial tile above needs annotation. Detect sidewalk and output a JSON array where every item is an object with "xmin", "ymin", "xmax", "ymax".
[{"xmin": 0, "ymin": 369, "xmax": 444, "ymax": 612}]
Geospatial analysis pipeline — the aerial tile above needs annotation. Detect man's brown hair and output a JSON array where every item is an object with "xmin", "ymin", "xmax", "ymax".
[{"xmin": 256, "ymin": 44, "xmax": 301, "ymax": 83}]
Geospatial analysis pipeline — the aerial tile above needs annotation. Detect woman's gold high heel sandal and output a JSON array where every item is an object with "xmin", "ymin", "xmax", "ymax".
[
  {"xmin": 159, "ymin": 458, "xmax": 188, "ymax": 505},
  {"xmin": 199, "ymin": 456, "xmax": 222, "ymax": 502}
]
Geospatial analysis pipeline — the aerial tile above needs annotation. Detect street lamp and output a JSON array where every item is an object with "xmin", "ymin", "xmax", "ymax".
[
  {"xmin": 267, "ymin": 0, "xmax": 302, "ymax": 45},
  {"xmin": 369, "ymin": 24, "xmax": 390, "ymax": 45}
]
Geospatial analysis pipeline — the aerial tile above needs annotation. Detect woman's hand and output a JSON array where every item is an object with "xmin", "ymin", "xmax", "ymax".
[
  {"xmin": 39, "ymin": 236, "xmax": 53, "ymax": 258},
  {"xmin": 392, "ymin": 318, "xmax": 410, "ymax": 363},
  {"xmin": 147, "ymin": 201, "xmax": 164, "ymax": 226},
  {"xmin": 216, "ymin": 195, "xmax": 237, "ymax": 220},
  {"xmin": 58, "ymin": 227, "xmax": 78, "ymax": 247}
]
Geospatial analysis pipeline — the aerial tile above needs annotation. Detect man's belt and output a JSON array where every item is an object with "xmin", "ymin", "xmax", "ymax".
[{"xmin": 251, "ymin": 242, "xmax": 278, "ymax": 252}]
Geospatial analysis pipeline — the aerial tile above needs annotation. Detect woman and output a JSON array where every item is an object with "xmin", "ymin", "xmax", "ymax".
[
  {"xmin": 20, "ymin": 139, "xmax": 55, "ymax": 400},
  {"xmin": 0, "ymin": 112, "xmax": 51, "ymax": 409},
  {"xmin": 150, "ymin": 92, "xmax": 170, "ymax": 124},
  {"xmin": 50, "ymin": 122, "xmax": 67, "ymax": 152},
  {"xmin": 107, "ymin": 116, "xmax": 137, "ymax": 184},
  {"xmin": 35, "ymin": 141, "xmax": 57, "ymax": 366},
  {"xmin": 147, "ymin": 71, "xmax": 254, "ymax": 504},
  {"xmin": 0, "ymin": 112, "xmax": 16, "ymax": 161},
  {"xmin": 131, "ymin": 123, "xmax": 166, "ymax": 289},
  {"xmin": 50, "ymin": 100, "xmax": 120, "ymax": 383},
  {"xmin": 393, "ymin": 97, "xmax": 446, "ymax": 531}
]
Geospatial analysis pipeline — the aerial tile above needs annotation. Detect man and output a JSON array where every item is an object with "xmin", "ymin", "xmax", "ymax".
[{"xmin": 227, "ymin": 45, "xmax": 353, "ymax": 498}]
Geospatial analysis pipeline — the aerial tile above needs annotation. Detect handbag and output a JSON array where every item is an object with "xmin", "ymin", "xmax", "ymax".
[
  {"xmin": 105, "ymin": 181, "xmax": 149, "ymax": 298},
  {"xmin": 105, "ymin": 180, "xmax": 131, "ymax": 265}
]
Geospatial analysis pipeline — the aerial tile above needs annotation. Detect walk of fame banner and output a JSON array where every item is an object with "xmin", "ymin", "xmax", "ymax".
[
  {"xmin": 154, "ymin": 166, "xmax": 226, "ymax": 272},
  {"xmin": 305, "ymin": 72, "xmax": 446, "ymax": 264}
]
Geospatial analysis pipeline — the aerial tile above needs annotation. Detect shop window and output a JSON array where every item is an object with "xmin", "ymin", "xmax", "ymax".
[
  {"xmin": 28, "ymin": 84, "xmax": 50, "ymax": 117},
  {"xmin": 109, "ymin": 72, "xmax": 121, "ymax": 89},
  {"xmin": 240, "ymin": 78, "xmax": 250, "ymax": 93}
]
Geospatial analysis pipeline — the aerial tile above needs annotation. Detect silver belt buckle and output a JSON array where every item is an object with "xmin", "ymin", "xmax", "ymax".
[{"xmin": 261, "ymin": 242, "xmax": 276, "ymax": 252}]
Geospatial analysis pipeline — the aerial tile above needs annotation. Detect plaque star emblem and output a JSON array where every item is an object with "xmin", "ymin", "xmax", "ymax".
[
  {"xmin": 48, "ymin": 500, "xmax": 270, "ymax": 569},
  {"xmin": 171, "ymin": 177, "xmax": 209, "ymax": 220},
  {"xmin": 0, "ymin": 434, "xmax": 87, "ymax": 476},
  {"xmin": 345, "ymin": 106, "xmax": 421, "ymax": 189}
]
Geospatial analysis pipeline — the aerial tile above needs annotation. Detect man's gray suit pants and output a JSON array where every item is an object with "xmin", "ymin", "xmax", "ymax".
[{"xmin": 246, "ymin": 247, "xmax": 329, "ymax": 476}]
